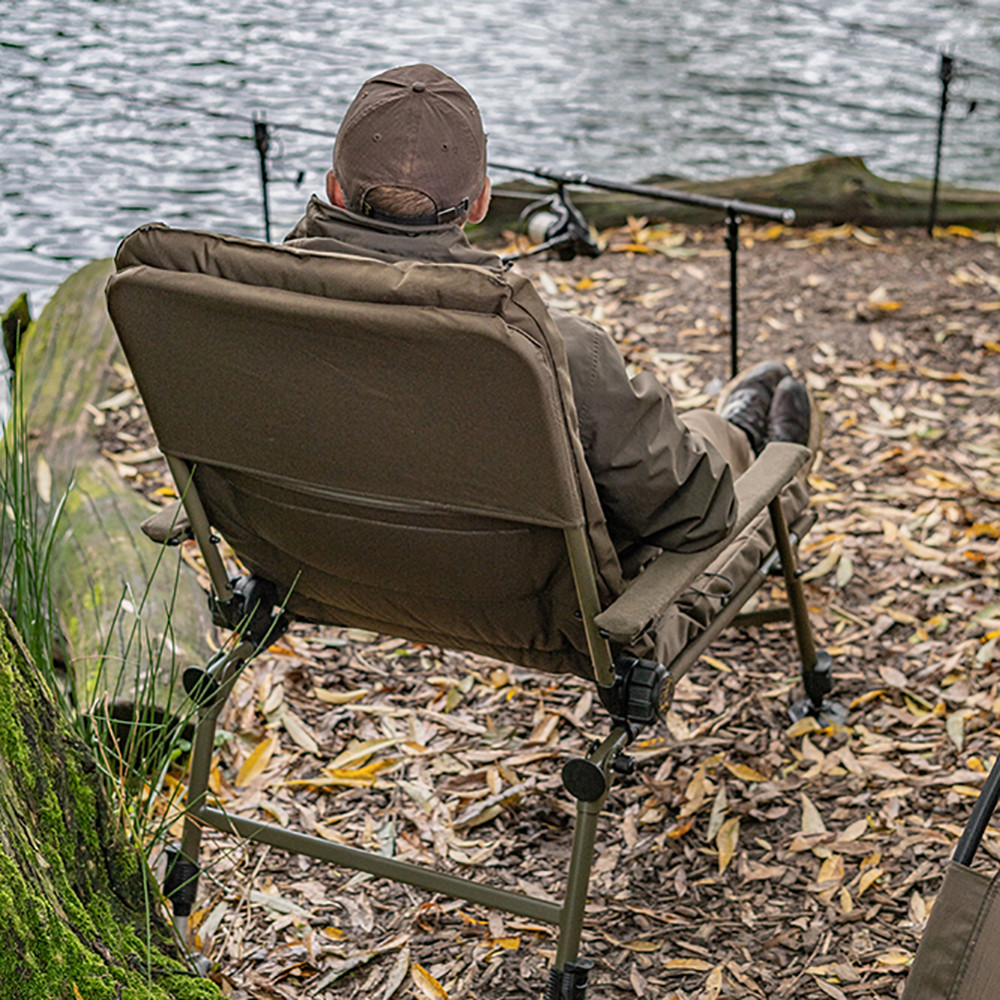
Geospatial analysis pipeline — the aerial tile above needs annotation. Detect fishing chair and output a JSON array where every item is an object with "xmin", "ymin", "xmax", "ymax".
[{"xmin": 106, "ymin": 223, "xmax": 836, "ymax": 1000}]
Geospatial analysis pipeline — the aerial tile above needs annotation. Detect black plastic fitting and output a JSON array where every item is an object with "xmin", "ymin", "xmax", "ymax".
[
  {"xmin": 804, "ymin": 649, "xmax": 834, "ymax": 707},
  {"xmin": 546, "ymin": 958, "xmax": 593, "ymax": 1000},
  {"xmin": 597, "ymin": 655, "xmax": 673, "ymax": 732},
  {"xmin": 163, "ymin": 846, "xmax": 200, "ymax": 918}
]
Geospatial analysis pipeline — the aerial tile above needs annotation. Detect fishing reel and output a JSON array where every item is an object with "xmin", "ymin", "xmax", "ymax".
[{"xmin": 503, "ymin": 182, "xmax": 602, "ymax": 263}]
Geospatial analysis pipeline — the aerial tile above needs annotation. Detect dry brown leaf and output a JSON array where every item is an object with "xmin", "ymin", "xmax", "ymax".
[
  {"xmin": 839, "ymin": 818, "xmax": 869, "ymax": 842},
  {"xmin": 706, "ymin": 782, "xmax": 728, "ymax": 842},
  {"xmin": 378, "ymin": 945, "xmax": 411, "ymax": 1000},
  {"xmin": 716, "ymin": 816, "xmax": 739, "ymax": 875},
  {"xmin": 327, "ymin": 738, "xmax": 399, "ymax": 771},
  {"xmin": 801, "ymin": 793, "xmax": 827, "ymax": 835},
  {"xmin": 313, "ymin": 687, "xmax": 368, "ymax": 705},
  {"xmin": 281, "ymin": 709, "xmax": 319, "ymax": 755}
]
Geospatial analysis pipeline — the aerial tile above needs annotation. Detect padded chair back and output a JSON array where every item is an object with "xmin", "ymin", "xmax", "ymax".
[{"xmin": 106, "ymin": 225, "xmax": 622, "ymax": 678}]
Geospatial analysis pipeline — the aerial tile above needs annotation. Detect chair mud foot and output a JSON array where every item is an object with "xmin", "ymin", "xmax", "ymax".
[
  {"xmin": 789, "ymin": 696, "xmax": 847, "ymax": 726},
  {"xmin": 545, "ymin": 957, "xmax": 593, "ymax": 1000},
  {"xmin": 164, "ymin": 846, "xmax": 212, "ymax": 976},
  {"xmin": 789, "ymin": 649, "xmax": 847, "ymax": 725}
]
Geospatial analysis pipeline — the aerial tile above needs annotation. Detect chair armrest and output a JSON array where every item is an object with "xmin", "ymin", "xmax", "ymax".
[
  {"xmin": 593, "ymin": 441, "xmax": 810, "ymax": 644},
  {"xmin": 140, "ymin": 499, "xmax": 193, "ymax": 545}
]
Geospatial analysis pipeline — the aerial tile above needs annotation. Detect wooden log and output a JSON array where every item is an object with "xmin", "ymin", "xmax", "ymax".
[
  {"xmin": 473, "ymin": 155, "xmax": 1000, "ymax": 241},
  {"xmin": 0, "ymin": 608, "xmax": 220, "ymax": 999},
  {"xmin": 14, "ymin": 260, "xmax": 212, "ymax": 712}
]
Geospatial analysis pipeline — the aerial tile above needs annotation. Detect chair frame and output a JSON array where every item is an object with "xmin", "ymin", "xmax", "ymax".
[{"xmin": 159, "ymin": 442, "xmax": 836, "ymax": 1000}]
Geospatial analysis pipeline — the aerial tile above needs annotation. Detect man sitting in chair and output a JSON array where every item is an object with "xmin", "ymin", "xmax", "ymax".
[{"xmin": 285, "ymin": 63, "xmax": 814, "ymax": 624}]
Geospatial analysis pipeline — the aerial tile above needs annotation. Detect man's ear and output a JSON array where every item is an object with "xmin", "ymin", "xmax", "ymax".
[
  {"xmin": 326, "ymin": 171, "xmax": 347, "ymax": 208},
  {"xmin": 467, "ymin": 177, "xmax": 491, "ymax": 225}
]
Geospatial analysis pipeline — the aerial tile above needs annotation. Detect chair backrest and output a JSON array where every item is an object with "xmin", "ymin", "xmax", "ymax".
[{"xmin": 106, "ymin": 225, "xmax": 622, "ymax": 678}]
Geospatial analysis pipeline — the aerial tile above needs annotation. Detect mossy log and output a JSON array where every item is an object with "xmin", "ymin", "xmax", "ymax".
[
  {"xmin": 0, "ymin": 608, "xmax": 219, "ymax": 999},
  {"xmin": 15, "ymin": 261, "xmax": 212, "ymax": 711},
  {"xmin": 473, "ymin": 155, "xmax": 1000, "ymax": 241}
]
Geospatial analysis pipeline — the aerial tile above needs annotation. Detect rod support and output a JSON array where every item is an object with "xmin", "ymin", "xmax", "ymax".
[
  {"xmin": 928, "ymin": 53, "xmax": 954, "ymax": 237},
  {"xmin": 253, "ymin": 114, "xmax": 272, "ymax": 243}
]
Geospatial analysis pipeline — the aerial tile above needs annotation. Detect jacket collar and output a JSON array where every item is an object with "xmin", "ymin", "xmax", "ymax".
[{"xmin": 284, "ymin": 196, "xmax": 503, "ymax": 272}]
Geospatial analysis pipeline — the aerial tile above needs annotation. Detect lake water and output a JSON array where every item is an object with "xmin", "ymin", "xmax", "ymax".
[{"xmin": 2, "ymin": 0, "xmax": 999, "ymax": 313}]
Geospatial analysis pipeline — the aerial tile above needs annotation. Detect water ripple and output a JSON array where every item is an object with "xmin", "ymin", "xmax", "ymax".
[{"xmin": 2, "ymin": 0, "xmax": 998, "ymax": 311}]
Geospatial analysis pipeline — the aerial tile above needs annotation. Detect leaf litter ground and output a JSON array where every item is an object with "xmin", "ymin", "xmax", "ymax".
[{"xmin": 96, "ymin": 221, "xmax": 1000, "ymax": 1000}]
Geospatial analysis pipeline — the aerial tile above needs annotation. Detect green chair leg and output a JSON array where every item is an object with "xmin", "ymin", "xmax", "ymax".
[
  {"xmin": 768, "ymin": 498, "xmax": 845, "ymax": 723},
  {"xmin": 165, "ymin": 641, "xmax": 254, "ymax": 938}
]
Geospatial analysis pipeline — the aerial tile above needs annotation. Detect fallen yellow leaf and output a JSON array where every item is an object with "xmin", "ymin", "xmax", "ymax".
[
  {"xmin": 701, "ymin": 654, "xmax": 733, "ymax": 673},
  {"xmin": 329, "ymin": 758, "xmax": 399, "ymax": 781},
  {"xmin": 875, "ymin": 951, "xmax": 912, "ymax": 966},
  {"xmin": 663, "ymin": 958, "xmax": 713, "ymax": 971},
  {"xmin": 412, "ymin": 963, "xmax": 450, "ymax": 999},
  {"xmin": 786, "ymin": 716, "xmax": 821, "ymax": 737},
  {"xmin": 491, "ymin": 936, "xmax": 521, "ymax": 950},
  {"xmin": 818, "ymin": 853, "xmax": 845, "ymax": 886},
  {"xmin": 327, "ymin": 738, "xmax": 398, "ymax": 771},
  {"xmin": 623, "ymin": 940, "xmax": 661, "ymax": 952},
  {"xmin": 235, "ymin": 734, "xmax": 278, "ymax": 787},
  {"xmin": 858, "ymin": 867, "xmax": 884, "ymax": 895},
  {"xmin": 723, "ymin": 762, "xmax": 768, "ymax": 782}
]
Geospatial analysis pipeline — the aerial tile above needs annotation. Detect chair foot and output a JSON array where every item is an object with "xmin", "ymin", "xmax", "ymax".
[
  {"xmin": 789, "ymin": 648, "xmax": 846, "ymax": 725},
  {"xmin": 173, "ymin": 930, "xmax": 212, "ymax": 978},
  {"xmin": 789, "ymin": 696, "xmax": 847, "ymax": 726},
  {"xmin": 545, "ymin": 957, "xmax": 593, "ymax": 999}
]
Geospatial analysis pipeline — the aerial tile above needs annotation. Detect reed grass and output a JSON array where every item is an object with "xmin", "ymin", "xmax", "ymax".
[{"xmin": 0, "ymin": 316, "xmax": 208, "ymax": 979}]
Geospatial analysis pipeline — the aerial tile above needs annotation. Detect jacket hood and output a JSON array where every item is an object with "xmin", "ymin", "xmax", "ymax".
[{"xmin": 284, "ymin": 196, "xmax": 504, "ymax": 271}]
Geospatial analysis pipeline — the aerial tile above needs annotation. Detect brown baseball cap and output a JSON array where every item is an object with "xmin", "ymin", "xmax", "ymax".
[{"xmin": 333, "ymin": 64, "xmax": 487, "ymax": 225}]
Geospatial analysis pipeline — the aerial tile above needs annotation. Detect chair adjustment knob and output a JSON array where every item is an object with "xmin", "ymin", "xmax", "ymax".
[{"xmin": 598, "ymin": 656, "xmax": 674, "ymax": 731}]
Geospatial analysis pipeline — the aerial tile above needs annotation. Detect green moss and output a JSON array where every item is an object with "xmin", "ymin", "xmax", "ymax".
[
  {"xmin": 0, "ymin": 617, "xmax": 222, "ymax": 1000},
  {"xmin": 0, "ymin": 630, "xmax": 32, "ymax": 774},
  {"xmin": 0, "ymin": 850, "xmax": 114, "ymax": 1000}
]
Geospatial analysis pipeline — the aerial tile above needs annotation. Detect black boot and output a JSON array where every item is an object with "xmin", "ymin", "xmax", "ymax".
[
  {"xmin": 768, "ymin": 375, "xmax": 811, "ymax": 447},
  {"xmin": 719, "ymin": 361, "xmax": 791, "ymax": 455}
]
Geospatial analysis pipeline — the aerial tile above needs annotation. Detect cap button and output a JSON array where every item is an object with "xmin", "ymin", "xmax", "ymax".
[{"xmin": 411, "ymin": 82, "xmax": 426, "ymax": 93}]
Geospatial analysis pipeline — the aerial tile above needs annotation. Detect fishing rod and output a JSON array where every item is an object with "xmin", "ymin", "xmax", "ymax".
[{"xmin": 490, "ymin": 161, "xmax": 796, "ymax": 379}]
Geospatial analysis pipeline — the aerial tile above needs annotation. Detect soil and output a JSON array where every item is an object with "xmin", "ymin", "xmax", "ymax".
[{"xmin": 96, "ymin": 220, "xmax": 1000, "ymax": 1000}]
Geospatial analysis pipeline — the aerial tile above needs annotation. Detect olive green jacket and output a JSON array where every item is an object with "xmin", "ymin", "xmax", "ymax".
[{"xmin": 285, "ymin": 197, "xmax": 737, "ymax": 554}]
